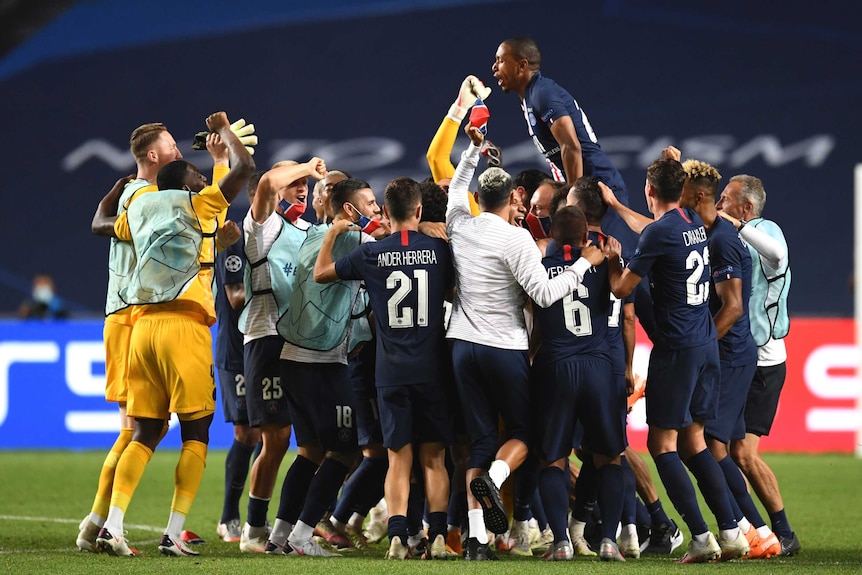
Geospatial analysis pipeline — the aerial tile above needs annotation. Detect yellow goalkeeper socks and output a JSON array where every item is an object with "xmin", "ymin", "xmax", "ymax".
[
  {"xmin": 90, "ymin": 427, "xmax": 133, "ymax": 519},
  {"xmin": 171, "ymin": 440, "xmax": 208, "ymax": 516}
]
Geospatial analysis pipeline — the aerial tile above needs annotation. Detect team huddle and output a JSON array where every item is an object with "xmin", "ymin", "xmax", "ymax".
[{"xmin": 75, "ymin": 37, "xmax": 799, "ymax": 563}]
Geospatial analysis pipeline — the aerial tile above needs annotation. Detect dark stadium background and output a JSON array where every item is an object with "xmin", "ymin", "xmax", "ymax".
[{"xmin": 0, "ymin": 0, "xmax": 857, "ymax": 317}]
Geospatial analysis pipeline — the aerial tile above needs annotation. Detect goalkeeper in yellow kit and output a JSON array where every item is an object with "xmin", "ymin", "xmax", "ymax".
[{"xmin": 92, "ymin": 111, "xmax": 255, "ymax": 557}]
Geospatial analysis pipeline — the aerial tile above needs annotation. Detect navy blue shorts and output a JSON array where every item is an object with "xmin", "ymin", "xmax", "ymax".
[
  {"xmin": 378, "ymin": 382, "xmax": 453, "ymax": 450},
  {"xmin": 217, "ymin": 368, "xmax": 249, "ymax": 425},
  {"xmin": 744, "ymin": 362, "xmax": 786, "ymax": 436},
  {"xmin": 349, "ymin": 341, "xmax": 383, "ymax": 446},
  {"xmin": 705, "ymin": 361, "xmax": 757, "ymax": 443},
  {"xmin": 645, "ymin": 340, "xmax": 720, "ymax": 430},
  {"xmin": 442, "ymin": 342, "xmax": 466, "ymax": 437},
  {"xmin": 534, "ymin": 356, "xmax": 627, "ymax": 461},
  {"xmin": 450, "ymin": 340, "xmax": 530, "ymax": 469},
  {"xmin": 243, "ymin": 336, "xmax": 291, "ymax": 427},
  {"xmin": 283, "ymin": 360, "xmax": 357, "ymax": 453}
]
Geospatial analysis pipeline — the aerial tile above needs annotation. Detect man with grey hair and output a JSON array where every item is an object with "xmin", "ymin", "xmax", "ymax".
[
  {"xmin": 716, "ymin": 175, "xmax": 799, "ymax": 557},
  {"xmin": 445, "ymin": 123, "xmax": 605, "ymax": 559}
]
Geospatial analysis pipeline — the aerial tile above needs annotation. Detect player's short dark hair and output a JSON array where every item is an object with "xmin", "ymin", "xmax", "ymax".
[
  {"xmin": 130, "ymin": 123, "xmax": 167, "ymax": 162},
  {"xmin": 502, "ymin": 37, "xmax": 541, "ymax": 70},
  {"xmin": 477, "ymin": 167, "xmax": 513, "ymax": 211},
  {"xmin": 647, "ymin": 158, "xmax": 687, "ymax": 203},
  {"xmin": 513, "ymin": 169, "xmax": 552, "ymax": 196},
  {"xmin": 547, "ymin": 181, "xmax": 570, "ymax": 219},
  {"xmin": 551, "ymin": 206, "xmax": 588, "ymax": 247},
  {"xmin": 569, "ymin": 176, "xmax": 607, "ymax": 225},
  {"xmin": 157, "ymin": 160, "xmax": 192, "ymax": 191},
  {"xmin": 330, "ymin": 177, "xmax": 372, "ymax": 213},
  {"xmin": 418, "ymin": 181, "xmax": 447, "ymax": 223},
  {"xmin": 384, "ymin": 177, "xmax": 421, "ymax": 222}
]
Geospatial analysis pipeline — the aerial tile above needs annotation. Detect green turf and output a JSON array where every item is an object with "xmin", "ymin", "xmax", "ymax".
[{"xmin": 1, "ymin": 450, "xmax": 860, "ymax": 574}]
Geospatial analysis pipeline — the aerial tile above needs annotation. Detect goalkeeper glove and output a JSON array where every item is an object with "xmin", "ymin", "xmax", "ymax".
[
  {"xmin": 447, "ymin": 75, "xmax": 492, "ymax": 123},
  {"xmin": 230, "ymin": 118, "xmax": 258, "ymax": 155},
  {"xmin": 192, "ymin": 118, "xmax": 258, "ymax": 154}
]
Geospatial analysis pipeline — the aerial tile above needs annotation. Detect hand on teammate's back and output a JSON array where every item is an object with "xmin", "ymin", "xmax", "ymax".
[
  {"xmin": 580, "ymin": 241, "xmax": 606, "ymax": 266},
  {"xmin": 603, "ymin": 235, "xmax": 622, "ymax": 259},
  {"xmin": 716, "ymin": 210, "xmax": 741, "ymax": 229}
]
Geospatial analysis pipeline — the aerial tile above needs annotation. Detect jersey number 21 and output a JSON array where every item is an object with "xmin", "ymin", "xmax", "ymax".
[{"xmin": 386, "ymin": 269, "xmax": 429, "ymax": 328}]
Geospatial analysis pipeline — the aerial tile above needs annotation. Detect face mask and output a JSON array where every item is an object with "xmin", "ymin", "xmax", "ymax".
[
  {"xmin": 33, "ymin": 285, "xmax": 53, "ymax": 303},
  {"xmin": 469, "ymin": 98, "xmax": 490, "ymax": 134},
  {"xmin": 278, "ymin": 199, "xmax": 305, "ymax": 222},
  {"xmin": 356, "ymin": 214, "xmax": 381, "ymax": 234},
  {"xmin": 347, "ymin": 203, "xmax": 381, "ymax": 234},
  {"xmin": 524, "ymin": 212, "xmax": 551, "ymax": 239}
]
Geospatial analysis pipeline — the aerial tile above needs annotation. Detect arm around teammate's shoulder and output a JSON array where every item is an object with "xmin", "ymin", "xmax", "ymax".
[
  {"xmin": 507, "ymin": 231, "xmax": 602, "ymax": 308},
  {"xmin": 91, "ymin": 175, "xmax": 134, "ymax": 237},
  {"xmin": 314, "ymin": 219, "xmax": 359, "ymax": 283}
]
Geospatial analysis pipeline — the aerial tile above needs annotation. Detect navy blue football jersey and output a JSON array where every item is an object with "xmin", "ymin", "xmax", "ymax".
[
  {"xmin": 708, "ymin": 216, "xmax": 758, "ymax": 367},
  {"xmin": 214, "ymin": 236, "xmax": 245, "ymax": 372},
  {"xmin": 532, "ymin": 240, "xmax": 611, "ymax": 369},
  {"xmin": 522, "ymin": 72, "xmax": 639, "ymax": 257},
  {"xmin": 335, "ymin": 229, "xmax": 454, "ymax": 387},
  {"xmin": 522, "ymin": 72, "xmax": 628, "ymax": 201},
  {"xmin": 627, "ymin": 208, "xmax": 716, "ymax": 350},
  {"xmin": 588, "ymin": 230, "xmax": 630, "ymax": 375}
]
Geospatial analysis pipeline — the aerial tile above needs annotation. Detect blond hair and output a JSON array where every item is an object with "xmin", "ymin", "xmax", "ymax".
[
  {"xmin": 129, "ymin": 123, "xmax": 167, "ymax": 162},
  {"xmin": 682, "ymin": 159, "xmax": 721, "ymax": 197}
]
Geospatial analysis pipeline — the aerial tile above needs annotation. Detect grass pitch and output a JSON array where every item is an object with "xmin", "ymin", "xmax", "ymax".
[{"xmin": 0, "ymin": 450, "xmax": 860, "ymax": 574}]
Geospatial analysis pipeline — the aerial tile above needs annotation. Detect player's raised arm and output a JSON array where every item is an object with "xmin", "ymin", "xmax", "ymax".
[
  {"xmin": 427, "ymin": 75, "xmax": 491, "ymax": 182},
  {"xmin": 252, "ymin": 158, "xmax": 325, "ymax": 223},
  {"xmin": 446, "ymin": 125, "xmax": 484, "ymax": 222},
  {"xmin": 205, "ymin": 111, "xmax": 255, "ymax": 204},
  {"xmin": 600, "ymin": 181, "xmax": 653, "ymax": 235}
]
